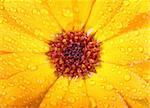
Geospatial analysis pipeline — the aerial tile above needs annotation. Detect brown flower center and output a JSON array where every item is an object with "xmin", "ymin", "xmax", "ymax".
[{"xmin": 46, "ymin": 31, "xmax": 101, "ymax": 79}]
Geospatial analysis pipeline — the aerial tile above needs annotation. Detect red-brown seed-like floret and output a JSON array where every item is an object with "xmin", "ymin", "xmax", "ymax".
[{"xmin": 46, "ymin": 31, "xmax": 101, "ymax": 79}]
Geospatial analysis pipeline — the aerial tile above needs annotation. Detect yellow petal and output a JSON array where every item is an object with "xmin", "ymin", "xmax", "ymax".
[
  {"xmin": 0, "ymin": 21, "xmax": 49, "ymax": 53},
  {"xmin": 46, "ymin": 0, "xmax": 95, "ymax": 31},
  {"xmin": 94, "ymin": 0, "xmax": 150, "ymax": 41},
  {"xmin": 125, "ymin": 97, "xmax": 149, "ymax": 108},
  {"xmin": 40, "ymin": 78, "xmax": 89, "ymax": 108},
  {"xmin": 0, "ymin": 63, "xmax": 57, "ymax": 107},
  {"xmin": 129, "ymin": 60, "xmax": 150, "ymax": 82},
  {"xmin": 85, "ymin": 0, "xmax": 123, "ymax": 32},
  {"xmin": 86, "ymin": 74, "xmax": 128, "ymax": 108},
  {"xmin": 96, "ymin": 63, "xmax": 150, "ymax": 100},
  {"xmin": 0, "ymin": 53, "xmax": 49, "ymax": 79},
  {"xmin": 101, "ymin": 28, "xmax": 150, "ymax": 65},
  {"xmin": 1, "ymin": 0, "xmax": 62, "ymax": 42},
  {"xmin": 39, "ymin": 76, "xmax": 69, "ymax": 108},
  {"xmin": 60, "ymin": 79, "xmax": 89, "ymax": 108}
]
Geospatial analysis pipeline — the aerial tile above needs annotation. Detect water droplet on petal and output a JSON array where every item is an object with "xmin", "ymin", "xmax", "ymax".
[
  {"xmin": 27, "ymin": 64, "xmax": 38, "ymax": 71},
  {"xmin": 62, "ymin": 8, "xmax": 73, "ymax": 17},
  {"xmin": 89, "ymin": 97, "xmax": 97, "ymax": 108},
  {"xmin": 68, "ymin": 97, "xmax": 75, "ymax": 103},
  {"xmin": 120, "ymin": 47, "xmax": 125, "ymax": 52},
  {"xmin": 41, "ymin": 9, "xmax": 49, "ymax": 15},
  {"xmin": 87, "ymin": 28, "xmax": 95, "ymax": 36},
  {"xmin": 108, "ymin": 7, "xmax": 112, "ymax": 12},
  {"xmin": 124, "ymin": 74, "xmax": 131, "ymax": 81},
  {"xmin": 0, "ymin": 19, "xmax": 3, "ymax": 24},
  {"xmin": 127, "ymin": 47, "xmax": 133, "ymax": 52},
  {"xmin": 90, "ymin": 80, "xmax": 96, "ymax": 85},
  {"xmin": 106, "ymin": 84, "xmax": 113, "ymax": 90},
  {"xmin": 138, "ymin": 47, "xmax": 144, "ymax": 52},
  {"xmin": 116, "ymin": 23, "xmax": 123, "ymax": 29},
  {"xmin": 124, "ymin": 0, "xmax": 130, "ymax": 6},
  {"xmin": 50, "ymin": 100, "xmax": 57, "ymax": 106},
  {"xmin": 119, "ymin": 38, "xmax": 124, "ymax": 43}
]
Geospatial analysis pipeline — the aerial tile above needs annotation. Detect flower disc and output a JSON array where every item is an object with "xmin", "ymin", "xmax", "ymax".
[{"xmin": 46, "ymin": 31, "xmax": 101, "ymax": 79}]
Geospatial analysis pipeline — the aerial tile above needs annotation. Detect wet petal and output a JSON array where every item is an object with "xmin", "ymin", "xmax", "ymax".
[
  {"xmin": 40, "ymin": 78, "xmax": 89, "ymax": 108},
  {"xmin": 101, "ymin": 28, "xmax": 150, "ymax": 65},
  {"xmin": 0, "ymin": 21, "xmax": 49, "ymax": 53},
  {"xmin": 129, "ymin": 60, "xmax": 150, "ymax": 82},
  {"xmin": 0, "ymin": 63, "xmax": 57, "ymax": 107},
  {"xmin": 125, "ymin": 97, "xmax": 149, "ymax": 108},
  {"xmin": 39, "ymin": 77, "xmax": 69, "ymax": 108},
  {"xmin": 0, "ymin": 53, "xmax": 49, "ymax": 79},
  {"xmin": 96, "ymin": 63, "xmax": 150, "ymax": 100},
  {"xmin": 60, "ymin": 79, "xmax": 89, "ymax": 108},
  {"xmin": 85, "ymin": 0, "xmax": 123, "ymax": 32},
  {"xmin": 86, "ymin": 74, "xmax": 128, "ymax": 108},
  {"xmin": 94, "ymin": 0, "xmax": 150, "ymax": 41},
  {"xmin": 1, "ymin": 0, "xmax": 62, "ymax": 41},
  {"xmin": 46, "ymin": 0, "xmax": 94, "ymax": 31}
]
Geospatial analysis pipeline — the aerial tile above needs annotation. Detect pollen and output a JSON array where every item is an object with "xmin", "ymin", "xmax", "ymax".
[{"xmin": 46, "ymin": 31, "xmax": 101, "ymax": 79}]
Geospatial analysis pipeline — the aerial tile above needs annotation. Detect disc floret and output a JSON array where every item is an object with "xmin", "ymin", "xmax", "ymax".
[{"xmin": 46, "ymin": 31, "xmax": 100, "ymax": 79}]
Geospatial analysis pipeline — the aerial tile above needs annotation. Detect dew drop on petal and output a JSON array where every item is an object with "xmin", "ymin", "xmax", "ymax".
[
  {"xmin": 120, "ymin": 47, "xmax": 125, "ymax": 52},
  {"xmin": 0, "ymin": 19, "xmax": 3, "ymax": 24},
  {"xmin": 89, "ymin": 97, "xmax": 97, "ymax": 108},
  {"xmin": 10, "ymin": 96, "xmax": 16, "ymax": 101},
  {"xmin": 116, "ymin": 23, "xmax": 123, "ymax": 29},
  {"xmin": 41, "ymin": 9, "xmax": 49, "ymax": 15},
  {"xmin": 108, "ymin": 7, "xmax": 113, "ymax": 12},
  {"xmin": 90, "ymin": 80, "xmax": 96, "ymax": 85},
  {"xmin": 62, "ymin": 8, "xmax": 73, "ymax": 17},
  {"xmin": 50, "ymin": 100, "xmax": 57, "ymax": 106},
  {"xmin": 138, "ymin": 47, "xmax": 144, "ymax": 53},
  {"xmin": 27, "ymin": 64, "xmax": 38, "ymax": 71},
  {"xmin": 68, "ymin": 97, "xmax": 75, "ymax": 103},
  {"xmin": 124, "ymin": 74, "xmax": 131, "ymax": 81},
  {"xmin": 124, "ymin": 0, "xmax": 130, "ymax": 6},
  {"xmin": 106, "ymin": 84, "xmax": 113, "ymax": 90},
  {"xmin": 127, "ymin": 47, "xmax": 133, "ymax": 52}
]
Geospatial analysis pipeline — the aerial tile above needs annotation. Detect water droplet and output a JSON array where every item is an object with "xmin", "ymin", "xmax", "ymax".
[
  {"xmin": 138, "ymin": 47, "xmax": 144, "ymax": 52},
  {"xmin": 87, "ymin": 28, "xmax": 95, "ymax": 36},
  {"xmin": 32, "ymin": 9, "xmax": 37, "ymax": 14},
  {"xmin": 106, "ymin": 84, "xmax": 113, "ymax": 90},
  {"xmin": 0, "ymin": 19, "xmax": 3, "ymax": 24},
  {"xmin": 90, "ymin": 80, "xmax": 96, "ymax": 85},
  {"xmin": 119, "ymin": 38, "xmax": 124, "ymax": 43},
  {"xmin": 108, "ymin": 7, "xmax": 112, "ymax": 12},
  {"xmin": 62, "ymin": 8, "xmax": 73, "ymax": 17},
  {"xmin": 50, "ymin": 100, "xmax": 57, "ymax": 106},
  {"xmin": 89, "ymin": 97, "xmax": 97, "ymax": 108},
  {"xmin": 124, "ymin": 0, "xmax": 130, "ymax": 6},
  {"xmin": 27, "ymin": 64, "xmax": 38, "ymax": 71},
  {"xmin": 41, "ymin": 9, "xmax": 48, "ymax": 14},
  {"xmin": 132, "ymin": 89, "xmax": 137, "ymax": 93},
  {"xmin": 124, "ymin": 74, "xmax": 131, "ymax": 81},
  {"xmin": 10, "ymin": 96, "xmax": 16, "ymax": 101},
  {"xmin": 116, "ymin": 23, "xmax": 122, "ymax": 29},
  {"xmin": 120, "ymin": 47, "xmax": 125, "ymax": 52},
  {"xmin": 19, "ymin": 85, "xmax": 26, "ymax": 90},
  {"xmin": 120, "ymin": 83, "xmax": 123, "ymax": 86},
  {"xmin": 117, "ymin": 71, "xmax": 121, "ymax": 74},
  {"xmin": 68, "ymin": 97, "xmax": 75, "ymax": 103},
  {"xmin": 127, "ymin": 47, "xmax": 132, "ymax": 52},
  {"xmin": 1, "ymin": 91, "xmax": 6, "ymax": 96}
]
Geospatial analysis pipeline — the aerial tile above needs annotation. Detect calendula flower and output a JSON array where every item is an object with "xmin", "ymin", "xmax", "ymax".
[{"xmin": 0, "ymin": 0, "xmax": 150, "ymax": 107}]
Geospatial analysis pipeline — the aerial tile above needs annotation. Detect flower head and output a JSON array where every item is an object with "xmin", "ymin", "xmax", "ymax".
[{"xmin": 0, "ymin": 0, "xmax": 150, "ymax": 108}]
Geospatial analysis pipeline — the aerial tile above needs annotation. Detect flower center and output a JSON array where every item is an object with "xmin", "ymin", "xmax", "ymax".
[{"xmin": 46, "ymin": 31, "xmax": 101, "ymax": 79}]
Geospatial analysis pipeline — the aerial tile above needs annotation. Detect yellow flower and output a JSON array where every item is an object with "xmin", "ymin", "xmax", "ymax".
[{"xmin": 0, "ymin": 0, "xmax": 150, "ymax": 108}]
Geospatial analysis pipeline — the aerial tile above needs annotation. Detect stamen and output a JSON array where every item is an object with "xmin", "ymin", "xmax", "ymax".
[{"xmin": 46, "ymin": 31, "xmax": 101, "ymax": 79}]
